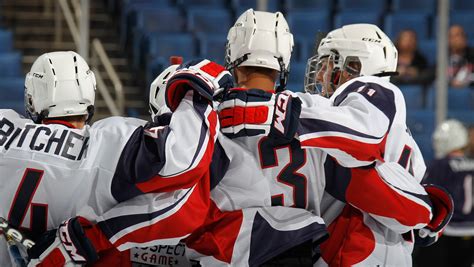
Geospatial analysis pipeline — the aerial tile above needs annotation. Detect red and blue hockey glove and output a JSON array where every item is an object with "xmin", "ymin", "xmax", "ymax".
[
  {"xmin": 218, "ymin": 88, "xmax": 301, "ymax": 141},
  {"xmin": 28, "ymin": 217, "xmax": 112, "ymax": 266},
  {"xmin": 165, "ymin": 59, "xmax": 234, "ymax": 111},
  {"xmin": 414, "ymin": 184, "xmax": 454, "ymax": 247}
]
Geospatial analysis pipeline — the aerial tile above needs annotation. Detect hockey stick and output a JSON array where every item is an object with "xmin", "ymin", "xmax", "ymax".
[{"xmin": 0, "ymin": 217, "xmax": 35, "ymax": 267}]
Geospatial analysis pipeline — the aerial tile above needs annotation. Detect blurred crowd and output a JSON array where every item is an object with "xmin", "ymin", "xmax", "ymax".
[
  {"xmin": 392, "ymin": 24, "xmax": 474, "ymax": 88},
  {"xmin": 394, "ymin": 24, "xmax": 474, "ymax": 267}
]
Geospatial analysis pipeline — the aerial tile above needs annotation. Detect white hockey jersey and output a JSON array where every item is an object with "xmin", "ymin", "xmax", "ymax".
[
  {"xmin": 297, "ymin": 75, "xmax": 426, "ymax": 177},
  {"xmin": 183, "ymin": 132, "xmax": 328, "ymax": 266},
  {"xmin": 0, "ymin": 92, "xmax": 219, "ymax": 266},
  {"xmin": 92, "ymin": 113, "xmax": 329, "ymax": 267},
  {"xmin": 295, "ymin": 76, "xmax": 430, "ymax": 266},
  {"xmin": 213, "ymin": 79, "xmax": 433, "ymax": 266}
]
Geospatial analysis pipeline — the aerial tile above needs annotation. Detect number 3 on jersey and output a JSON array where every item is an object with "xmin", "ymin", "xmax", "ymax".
[
  {"xmin": 8, "ymin": 168, "xmax": 47, "ymax": 238},
  {"xmin": 258, "ymin": 137, "xmax": 308, "ymax": 208}
]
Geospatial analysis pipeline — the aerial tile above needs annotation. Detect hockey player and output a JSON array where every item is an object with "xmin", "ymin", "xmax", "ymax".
[
  {"xmin": 0, "ymin": 51, "xmax": 230, "ymax": 266},
  {"xmin": 21, "ymin": 55, "xmax": 328, "ymax": 267},
  {"xmin": 415, "ymin": 120, "xmax": 474, "ymax": 267},
  {"xmin": 217, "ymin": 13, "xmax": 453, "ymax": 266},
  {"xmin": 148, "ymin": 59, "xmax": 327, "ymax": 266},
  {"xmin": 85, "ymin": 59, "xmax": 329, "ymax": 267},
  {"xmin": 299, "ymin": 25, "xmax": 453, "ymax": 266}
]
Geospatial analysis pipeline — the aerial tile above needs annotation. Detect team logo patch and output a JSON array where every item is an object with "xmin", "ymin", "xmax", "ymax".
[{"xmin": 130, "ymin": 243, "xmax": 192, "ymax": 267}]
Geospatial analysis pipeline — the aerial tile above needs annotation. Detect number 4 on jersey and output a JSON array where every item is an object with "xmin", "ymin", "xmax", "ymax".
[{"xmin": 8, "ymin": 168, "xmax": 47, "ymax": 238}]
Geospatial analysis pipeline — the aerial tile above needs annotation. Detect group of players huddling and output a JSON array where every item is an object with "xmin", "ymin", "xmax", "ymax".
[{"xmin": 0, "ymin": 8, "xmax": 455, "ymax": 267}]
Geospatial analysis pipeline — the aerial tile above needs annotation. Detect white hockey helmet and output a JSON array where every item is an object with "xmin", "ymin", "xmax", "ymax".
[
  {"xmin": 433, "ymin": 119, "xmax": 468, "ymax": 158},
  {"xmin": 225, "ymin": 9, "xmax": 294, "ymax": 91},
  {"xmin": 305, "ymin": 24, "xmax": 398, "ymax": 94},
  {"xmin": 25, "ymin": 51, "xmax": 96, "ymax": 123},
  {"xmin": 149, "ymin": 64, "xmax": 180, "ymax": 121}
]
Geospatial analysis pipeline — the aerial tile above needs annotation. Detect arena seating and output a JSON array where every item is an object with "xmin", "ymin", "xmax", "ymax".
[
  {"xmin": 4, "ymin": 0, "xmax": 471, "ymax": 160},
  {"xmin": 0, "ymin": 28, "xmax": 24, "ymax": 115}
]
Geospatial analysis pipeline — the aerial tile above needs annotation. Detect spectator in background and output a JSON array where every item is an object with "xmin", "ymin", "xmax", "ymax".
[
  {"xmin": 414, "ymin": 120, "xmax": 474, "ymax": 267},
  {"xmin": 448, "ymin": 24, "xmax": 474, "ymax": 88},
  {"xmin": 392, "ymin": 29, "xmax": 433, "ymax": 85}
]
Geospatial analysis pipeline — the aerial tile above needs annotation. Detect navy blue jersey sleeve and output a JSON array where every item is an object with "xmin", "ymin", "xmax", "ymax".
[{"xmin": 110, "ymin": 91, "xmax": 219, "ymax": 202}]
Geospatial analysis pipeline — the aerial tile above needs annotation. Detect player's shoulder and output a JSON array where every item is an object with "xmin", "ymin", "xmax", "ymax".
[
  {"xmin": 293, "ymin": 91, "xmax": 332, "ymax": 108},
  {"xmin": 0, "ymin": 109, "xmax": 33, "ymax": 127},
  {"xmin": 339, "ymin": 76, "xmax": 400, "ymax": 93},
  {"xmin": 90, "ymin": 116, "xmax": 147, "ymax": 135},
  {"xmin": 92, "ymin": 116, "xmax": 147, "ymax": 131},
  {"xmin": 332, "ymin": 76, "xmax": 401, "ymax": 108}
]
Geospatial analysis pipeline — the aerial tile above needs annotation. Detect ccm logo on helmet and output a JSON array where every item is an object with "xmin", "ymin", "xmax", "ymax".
[
  {"xmin": 273, "ymin": 93, "xmax": 290, "ymax": 134},
  {"xmin": 362, "ymin": 37, "xmax": 381, "ymax": 43},
  {"xmin": 32, "ymin": 73, "xmax": 43, "ymax": 79}
]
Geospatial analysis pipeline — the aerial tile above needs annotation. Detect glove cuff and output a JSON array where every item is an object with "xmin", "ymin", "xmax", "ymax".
[
  {"xmin": 77, "ymin": 217, "xmax": 114, "ymax": 254},
  {"xmin": 423, "ymin": 184, "xmax": 454, "ymax": 232},
  {"xmin": 165, "ymin": 78, "xmax": 202, "ymax": 111},
  {"xmin": 60, "ymin": 217, "xmax": 100, "ymax": 263},
  {"xmin": 269, "ymin": 92, "xmax": 302, "ymax": 142},
  {"xmin": 165, "ymin": 60, "xmax": 233, "ymax": 111}
]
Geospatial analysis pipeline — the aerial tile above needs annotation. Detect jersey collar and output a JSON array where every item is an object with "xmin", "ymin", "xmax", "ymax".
[
  {"xmin": 42, "ymin": 119, "xmax": 77, "ymax": 129},
  {"xmin": 232, "ymin": 87, "xmax": 276, "ymax": 93}
]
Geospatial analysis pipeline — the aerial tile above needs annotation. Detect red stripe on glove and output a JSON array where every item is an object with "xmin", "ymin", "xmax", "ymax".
[
  {"xmin": 219, "ymin": 106, "xmax": 269, "ymax": 128},
  {"xmin": 423, "ymin": 185, "xmax": 453, "ymax": 231},
  {"xmin": 166, "ymin": 79, "xmax": 193, "ymax": 112},
  {"xmin": 201, "ymin": 62, "xmax": 226, "ymax": 78}
]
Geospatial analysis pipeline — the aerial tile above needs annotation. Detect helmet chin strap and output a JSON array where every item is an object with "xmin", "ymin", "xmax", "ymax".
[
  {"xmin": 225, "ymin": 53, "xmax": 249, "ymax": 87},
  {"xmin": 85, "ymin": 105, "xmax": 95, "ymax": 124},
  {"xmin": 324, "ymin": 66, "xmax": 341, "ymax": 98},
  {"xmin": 27, "ymin": 110, "xmax": 44, "ymax": 124},
  {"xmin": 226, "ymin": 53, "xmax": 250, "ymax": 72},
  {"xmin": 276, "ymin": 56, "xmax": 288, "ymax": 92}
]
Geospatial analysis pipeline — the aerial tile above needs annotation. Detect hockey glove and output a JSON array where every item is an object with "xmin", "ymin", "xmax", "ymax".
[
  {"xmin": 414, "ymin": 184, "xmax": 454, "ymax": 247},
  {"xmin": 28, "ymin": 217, "xmax": 111, "ymax": 266},
  {"xmin": 165, "ymin": 59, "xmax": 234, "ymax": 111},
  {"xmin": 218, "ymin": 88, "xmax": 302, "ymax": 141}
]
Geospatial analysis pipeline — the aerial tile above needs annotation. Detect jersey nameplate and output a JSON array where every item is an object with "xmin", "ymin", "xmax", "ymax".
[
  {"xmin": 449, "ymin": 159, "xmax": 474, "ymax": 172},
  {"xmin": 0, "ymin": 117, "xmax": 89, "ymax": 160}
]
